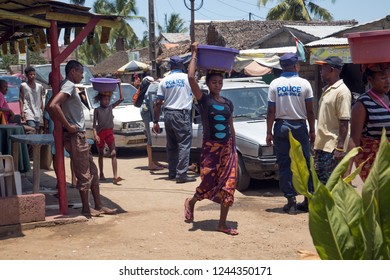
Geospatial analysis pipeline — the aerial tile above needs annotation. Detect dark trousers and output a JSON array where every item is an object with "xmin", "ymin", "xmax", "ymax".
[
  {"xmin": 273, "ymin": 120, "xmax": 313, "ymax": 198},
  {"xmin": 164, "ymin": 110, "xmax": 192, "ymax": 179}
]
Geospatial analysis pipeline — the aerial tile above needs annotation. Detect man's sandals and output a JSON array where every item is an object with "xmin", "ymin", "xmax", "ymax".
[
  {"xmin": 113, "ymin": 177, "xmax": 124, "ymax": 185},
  {"xmin": 97, "ymin": 206, "xmax": 117, "ymax": 215}
]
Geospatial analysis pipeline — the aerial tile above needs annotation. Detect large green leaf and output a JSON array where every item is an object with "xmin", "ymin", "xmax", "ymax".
[
  {"xmin": 361, "ymin": 193, "xmax": 387, "ymax": 259},
  {"xmin": 362, "ymin": 130, "xmax": 390, "ymax": 258},
  {"xmin": 309, "ymin": 184, "xmax": 356, "ymax": 259},
  {"xmin": 343, "ymin": 154, "xmax": 367, "ymax": 184},
  {"xmin": 325, "ymin": 147, "xmax": 360, "ymax": 191},
  {"xmin": 288, "ymin": 130, "xmax": 310, "ymax": 197},
  {"xmin": 331, "ymin": 180, "xmax": 364, "ymax": 259}
]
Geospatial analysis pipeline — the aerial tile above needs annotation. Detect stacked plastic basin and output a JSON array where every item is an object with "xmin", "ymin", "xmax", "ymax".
[
  {"xmin": 197, "ymin": 44, "xmax": 239, "ymax": 72},
  {"xmin": 345, "ymin": 29, "xmax": 390, "ymax": 63}
]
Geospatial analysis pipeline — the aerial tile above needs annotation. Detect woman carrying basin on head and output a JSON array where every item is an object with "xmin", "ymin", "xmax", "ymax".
[
  {"xmin": 347, "ymin": 62, "xmax": 390, "ymax": 181},
  {"xmin": 184, "ymin": 42, "xmax": 238, "ymax": 235}
]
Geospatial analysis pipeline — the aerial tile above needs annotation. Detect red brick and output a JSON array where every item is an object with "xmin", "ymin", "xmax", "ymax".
[{"xmin": 0, "ymin": 194, "xmax": 45, "ymax": 226}]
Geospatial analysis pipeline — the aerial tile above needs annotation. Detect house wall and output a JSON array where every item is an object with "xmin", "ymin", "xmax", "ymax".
[
  {"xmin": 260, "ymin": 32, "xmax": 295, "ymax": 48},
  {"xmin": 299, "ymin": 62, "xmax": 321, "ymax": 115}
]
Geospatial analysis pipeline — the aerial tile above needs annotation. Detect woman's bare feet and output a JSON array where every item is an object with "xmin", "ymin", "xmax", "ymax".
[
  {"xmin": 184, "ymin": 198, "xmax": 194, "ymax": 222},
  {"xmin": 99, "ymin": 174, "xmax": 106, "ymax": 181}
]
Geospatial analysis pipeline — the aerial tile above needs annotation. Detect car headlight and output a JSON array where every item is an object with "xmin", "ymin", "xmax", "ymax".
[
  {"xmin": 122, "ymin": 121, "xmax": 145, "ymax": 130},
  {"xmin": 258, "ymin": 145, "xmax": 274, "ymax": 157}
]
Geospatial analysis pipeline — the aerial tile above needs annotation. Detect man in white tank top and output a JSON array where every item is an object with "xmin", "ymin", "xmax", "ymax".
[{"xmin": 19, "ymin": 66, "xmax": 44, "ymax": 132}]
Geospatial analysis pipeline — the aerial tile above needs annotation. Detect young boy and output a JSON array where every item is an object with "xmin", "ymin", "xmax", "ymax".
[
  {"xmin": 19, "ymin": 66, "xmax": 44, "ymax": 132},
  {"xmin": 93, "ymin": 82, "xmax": 124, "ymax": 184}
]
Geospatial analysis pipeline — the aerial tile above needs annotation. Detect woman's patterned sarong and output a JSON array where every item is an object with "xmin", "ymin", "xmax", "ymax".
[
  {"xmin": 195, "ymin": 137, "xmax": 237, "ymax": 207},
  {"xmin": 354, "ymin": 136, "xmax": 381, "ymax": 182}
]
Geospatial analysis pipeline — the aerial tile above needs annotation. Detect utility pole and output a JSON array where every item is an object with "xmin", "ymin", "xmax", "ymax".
[
  {"xmin": 190, "ymin": 0, "xmax": 195, "ymax": 43},
  {"xmin": 148, "ymin": 0, "xmax": 157, "ymax": 78},
  {"xmin": 185, "ymin": 0, "xmax": 203, "ymax": 43}
]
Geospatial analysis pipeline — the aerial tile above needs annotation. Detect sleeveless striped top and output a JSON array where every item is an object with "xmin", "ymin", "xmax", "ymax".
[{"xmin": 357, "ymin": 92, "xmax": 390, "ymax": 139}]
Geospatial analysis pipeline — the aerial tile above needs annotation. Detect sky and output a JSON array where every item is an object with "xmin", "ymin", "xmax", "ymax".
[{"xmin": 82, "ymin": 0, "xmax": 390, "ymax": 39}]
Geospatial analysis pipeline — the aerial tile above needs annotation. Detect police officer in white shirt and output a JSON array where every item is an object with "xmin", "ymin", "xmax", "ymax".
[
  {"xmin": 153, "ymin": 56, "xmax": 196, "ymax": 183},
  {"xmin": 266, "ymin": 53, "xmax": 316, "ymax": 214}
]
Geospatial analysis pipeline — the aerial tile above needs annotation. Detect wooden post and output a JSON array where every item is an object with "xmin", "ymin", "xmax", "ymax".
[
  {"xmin": 49, "ymin": 20, "xmax": 68, "ymax": 215},
  {"xmin": 190, "ymin": 0, "xmax": 195, "ymax": 43}
]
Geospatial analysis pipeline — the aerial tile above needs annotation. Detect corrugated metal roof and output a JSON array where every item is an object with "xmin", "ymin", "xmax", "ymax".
[
  {"xmin": 285, "ymin": 25, "xmax": 353, "ymax": 38},
  {"xmin": 305, "ymin": 37, "xmax": 348, "ymax": 47},
  {"xmin": 240, "ymin": 46, "xmax": 296, "ymax": 55},
  {"xmin": 161, "ymin": 33, "xmax": 190, "ymax": 43}
]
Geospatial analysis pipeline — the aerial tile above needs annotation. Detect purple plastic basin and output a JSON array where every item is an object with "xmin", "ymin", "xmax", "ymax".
[
  {"xmin": 197, "ymin": 44, "xmax": 239, "ymax": 72},
  {"xmin": 90, "ymin": 78, "xmax": 118, "ymax": 92}
]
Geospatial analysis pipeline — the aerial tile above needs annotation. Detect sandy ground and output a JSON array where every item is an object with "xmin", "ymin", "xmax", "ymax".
[{"xmin": 0, "ymin": 148, "xmax": 363, "ymax": 260}]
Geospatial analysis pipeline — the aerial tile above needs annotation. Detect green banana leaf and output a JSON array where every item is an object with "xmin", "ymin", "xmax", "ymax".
[
  {"xmin": 361, "ymin": 130, "xmax": 390, "ymax": 258},
  {"xmin": 288, "ymin": 130, "xmax": 310, "ymax": 197},
  {"xmin": 343, "ymin": 153, "xmax": 367, "ymax": 184},
  {"xmin": 309, "ymin": 183, "xmax": 357, "ymax": 259},
  {"xmin": 331, "ymin": 180, "xmax": 365, "ymax": 259},
  {"xmin": 361, "ymin": 193, "xmax": 387, "ymax": 259}
]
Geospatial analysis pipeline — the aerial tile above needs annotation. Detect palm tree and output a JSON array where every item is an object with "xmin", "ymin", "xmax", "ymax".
[
  {"xmin": 157, "ymin": 13, "xmax": 189, "ymax": 34},
  {"xmin": 93, "ymin": 0, "xmax": 146, "ymax": 52},
  {"xmin": 258, "ymin": 0, "xmax": 335, "ymax": 21}
]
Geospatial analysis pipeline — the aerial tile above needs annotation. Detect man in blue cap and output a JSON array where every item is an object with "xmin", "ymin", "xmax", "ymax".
[
  {"xmin": 153, "ymin": 56, "xmax": 196, "ymax": 183},
  {"xmin": 266, "ymin": 53, "xmax": 315, "ymax": 214}
]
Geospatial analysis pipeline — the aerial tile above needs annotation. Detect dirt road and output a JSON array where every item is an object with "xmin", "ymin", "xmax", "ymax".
[{"xmin": 1, "ymin": 149, "xmax": 319, "ymax": 260}]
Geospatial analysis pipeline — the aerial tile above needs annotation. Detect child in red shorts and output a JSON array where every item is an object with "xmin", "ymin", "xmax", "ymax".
[{"xmin": 93, "ymin": 81, "xmax": 124, "ymax": 184}]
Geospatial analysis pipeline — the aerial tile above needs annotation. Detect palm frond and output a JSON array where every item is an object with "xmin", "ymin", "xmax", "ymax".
[{"xmin": 307, "ymin": 2, "xmax": 334, "ymax": 21}]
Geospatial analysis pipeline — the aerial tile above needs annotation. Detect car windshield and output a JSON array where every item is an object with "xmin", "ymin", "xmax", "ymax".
[
  {"xmin": 1, "ymin": 75, "xmax": 21, "ymax": 102},
  {"xmin": 220, "ymin": 87, "xmax": 269, "ymax": 118},
  {"xmin": 85, "ymin": 84, "xmax": 137, "ymax": 109},
  {"xmin": 34, "ymin": 64, "xmax": 94, "ymax": 86}
]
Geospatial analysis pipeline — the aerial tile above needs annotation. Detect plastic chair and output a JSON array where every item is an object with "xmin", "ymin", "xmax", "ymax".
[{"xmin": 0, "ymin": 154, "xmax": 22, "ymax": 197}]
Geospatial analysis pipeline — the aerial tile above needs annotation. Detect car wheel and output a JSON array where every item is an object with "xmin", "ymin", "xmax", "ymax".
[{"xmin": 237, "ymin": 154, "xmax": 250, "ymax": 191}]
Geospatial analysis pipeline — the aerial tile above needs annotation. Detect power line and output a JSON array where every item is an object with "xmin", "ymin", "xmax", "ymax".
[
  {"xmin": 215, "ymin": 0, "xmax": 252, "ymax": 14},
  {"xmin": 234, "ymin": 0, "xmax": 263, "ymax": 8},
  {"xmin": 200, "ymin": 7, "xmax": 247, "ymax": 20},
  {"xmin": 167, "ymin": 0, "xmax": 176, "ymax": 12}
]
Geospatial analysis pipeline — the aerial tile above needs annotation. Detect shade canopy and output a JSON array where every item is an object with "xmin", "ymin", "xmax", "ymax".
[{"xmin": 116, "ymin": 60, "xmax": 149, "ymax": 73}]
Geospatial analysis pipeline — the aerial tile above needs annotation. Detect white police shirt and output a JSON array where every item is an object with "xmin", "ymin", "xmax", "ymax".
[
  {"xmin": 157, "ymin": 69, "xmax": 193, "ymax": 111},
  {"xmin": 268, "ymin": 72, "xmax": 313, "ymax": 120}
]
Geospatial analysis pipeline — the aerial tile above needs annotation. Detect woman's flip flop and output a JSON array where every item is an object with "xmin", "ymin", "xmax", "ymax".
[{"xmin": 218, "ymin": 228, "xmax": 239, "ymax": 236}]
